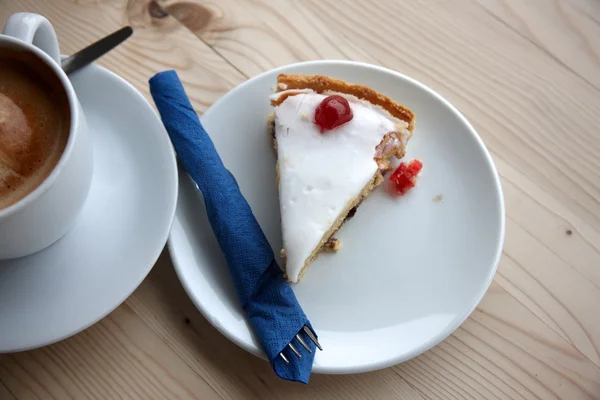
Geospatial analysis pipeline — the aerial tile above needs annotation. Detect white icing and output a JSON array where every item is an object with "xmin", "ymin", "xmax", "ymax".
[{"xmin": 274, "ymin": 90, "xmax": 410, "ymax": 282}]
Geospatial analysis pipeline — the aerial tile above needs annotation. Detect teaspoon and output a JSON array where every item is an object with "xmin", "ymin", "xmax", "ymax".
[{"xmin": 61, "ymin": 26, "xmax": 133, "ymax": 75}]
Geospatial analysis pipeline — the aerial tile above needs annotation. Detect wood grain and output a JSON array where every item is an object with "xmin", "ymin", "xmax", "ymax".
[
  {"xmin": 0, "ymin": 0, "xmax": 246, "ymax": 110},
  {"xmin": 0, "ymin": 304, "xmax": 222, "ymax": 399},
  {"xmin": 474, "ymin": 0, "xmax": 600, "ymax": 90},
  {"xmin": 0, "ymin": 380, "xmax": 16, "ymax": 400},
  {"xmin": 157, "ymin": 0, "xmax": 371, "ymax": 78},
  {"xmin": 1, "ymin": 0, "xmax": 600, "ymax": 399}
]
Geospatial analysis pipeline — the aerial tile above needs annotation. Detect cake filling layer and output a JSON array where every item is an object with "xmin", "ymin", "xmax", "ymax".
[{"xmin": 272, "ymin": 90, "xmax": 410, "ymax": 282}]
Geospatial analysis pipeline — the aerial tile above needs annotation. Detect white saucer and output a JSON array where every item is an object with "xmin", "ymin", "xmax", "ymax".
[
  {"xmin": 168, "ymin": 60, "xmax": 505, "ymax": 374},
  {"xmin": 0, "ymin": 63, "xmax": 178, "ymax": 352}
]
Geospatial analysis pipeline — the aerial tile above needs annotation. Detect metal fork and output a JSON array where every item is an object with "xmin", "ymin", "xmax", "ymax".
[{"xmin": 279, "ymin": 325, "xmax": 322, "ymax": 364}]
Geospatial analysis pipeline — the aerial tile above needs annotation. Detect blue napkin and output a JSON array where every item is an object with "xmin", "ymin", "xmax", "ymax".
[{"xmin": 149, "ymin": 70, "xmax": 317, "ymax": 383}]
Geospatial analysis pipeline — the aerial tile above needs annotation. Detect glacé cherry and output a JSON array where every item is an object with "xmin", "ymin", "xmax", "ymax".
[{"xmin": 314, "ymin": 95, "xmax": 353, "ymax": 133}]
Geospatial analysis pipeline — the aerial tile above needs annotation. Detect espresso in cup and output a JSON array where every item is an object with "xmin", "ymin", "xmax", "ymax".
[
  {"xmin": 0, "ymin": 48, "xmax": 70, "ymax": 210},
  {"xmin": 1, "ymin": 12, "xmax": 93, "ymax": 259}
]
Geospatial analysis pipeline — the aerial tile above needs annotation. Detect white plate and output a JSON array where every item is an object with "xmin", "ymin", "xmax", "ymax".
[
  {"xmin": 0, "ymin": 62, "xmax": 178, "ymax": 352},
  {"xmin": 169, "ymin": 60, "xmax": 505, "ymax": 373}
]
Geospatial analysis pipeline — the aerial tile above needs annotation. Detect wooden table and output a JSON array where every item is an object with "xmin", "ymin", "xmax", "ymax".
[{"xmin": 1, "ymin": 0, "xmax": 600, "ymax": 398}]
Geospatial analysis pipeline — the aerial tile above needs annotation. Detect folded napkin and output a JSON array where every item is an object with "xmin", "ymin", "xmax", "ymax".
[{"xmin": 149, "ymin": 70, "xmax": 317, "ymax": 383}]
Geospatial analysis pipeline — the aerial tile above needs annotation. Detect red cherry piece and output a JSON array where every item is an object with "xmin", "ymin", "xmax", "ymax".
[
  {"xmin": 314, "ymin": 95, "xmax": 353, "ymax": 133},
  {"xmin": 389, "ymin": 159, "xmax": 423, "ymax": 195}
]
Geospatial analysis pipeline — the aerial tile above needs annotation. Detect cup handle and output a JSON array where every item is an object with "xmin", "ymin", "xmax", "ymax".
[{"xmin": 2, "ymin": 12, "xmax": 61, "ymax": 64}]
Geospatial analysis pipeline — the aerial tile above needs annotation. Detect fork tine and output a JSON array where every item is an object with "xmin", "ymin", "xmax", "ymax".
[
  {"xmin": 295, "ymin": 334, "xmax": 312, "ymax": 353},
  {"xmin": 288, "ymin": 342, "xmax": 302, "ymax": 358},
  {"xmin": 279, "ymin": 352, "xmax": 290, "ymax": 364},
  {"xmin": 303, "ymin": 326, "xmax": 323, "ymax": 351}
]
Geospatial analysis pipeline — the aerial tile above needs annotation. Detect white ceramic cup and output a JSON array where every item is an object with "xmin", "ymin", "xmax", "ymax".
[{"xmin": 0, "ymin": 13, "xmax": 93, "ymax": 259}]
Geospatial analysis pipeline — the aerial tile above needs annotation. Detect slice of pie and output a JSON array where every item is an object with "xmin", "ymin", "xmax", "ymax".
[{"xmin": 269, "ymin": 74, "xmax": 415, "ymax": 282}]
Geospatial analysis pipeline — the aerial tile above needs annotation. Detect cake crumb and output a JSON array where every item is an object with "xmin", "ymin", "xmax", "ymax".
[
  {"xmin": 324, "ymin": 238, "xmax": 342, "ymax": 252},
  {"xmin": 280, "ymin": 249, "xmax": 287, "ymax": 261},
  {"xmin": 433, "ymin": 194, "xmax": 443, "ymax": 203},
  {"xmin": 300, "ymin": 113, "xmax": 309, "ymax": 120}
]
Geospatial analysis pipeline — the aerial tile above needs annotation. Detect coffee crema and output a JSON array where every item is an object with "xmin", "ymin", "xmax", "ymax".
[{"xmin": 0, "ymin": 49, "xmax": 70, "ymax": 210}]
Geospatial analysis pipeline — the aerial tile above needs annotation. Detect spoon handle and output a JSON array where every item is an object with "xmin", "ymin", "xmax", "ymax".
[{"xmin": 61, "ymin": 26, "xmax": 133, "ymax": 75}]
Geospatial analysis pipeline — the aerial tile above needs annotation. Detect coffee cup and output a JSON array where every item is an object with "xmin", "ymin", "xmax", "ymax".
[{"xmin": 0, "ymin": 13, "xmax": 93, "ymax": 259}]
